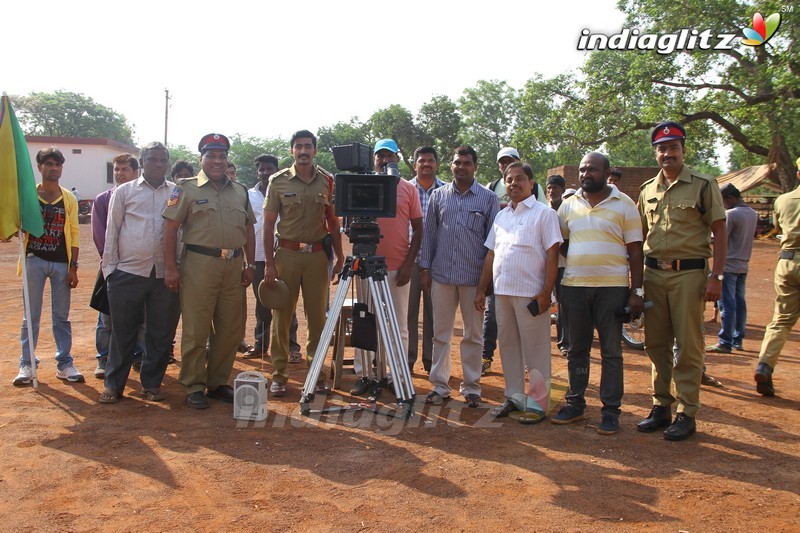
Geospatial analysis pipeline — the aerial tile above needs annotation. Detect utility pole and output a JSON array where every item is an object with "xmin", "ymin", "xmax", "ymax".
[{"xmin": 164, "ymin": 88, "xmax": 170, "ymax": 145}]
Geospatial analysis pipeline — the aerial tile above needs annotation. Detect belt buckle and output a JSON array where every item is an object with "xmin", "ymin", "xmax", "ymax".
[
  {"xmin": 299, "ymin": 242, "xmax": 313, "ymax": 253},
  {"xmin": 219, "ymin": 248, "xmax": 235, "ymax": 260},
  {"xmin": 657, "ymin": 259, "xmax": 674, "ymax": 271}
]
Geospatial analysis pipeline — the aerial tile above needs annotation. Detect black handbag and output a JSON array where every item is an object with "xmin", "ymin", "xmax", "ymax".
[{"xmin": 89, "ymin": 268, "xmax": 110, "ymax": 315}]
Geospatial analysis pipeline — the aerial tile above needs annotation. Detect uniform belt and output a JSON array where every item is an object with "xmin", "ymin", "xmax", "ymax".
[
  {"xmin": 644, "ymin": 256, "xmax": 706, "ymax": 271},
  {"xmin": 279, "ymin": 238, "xmax": 324, "ymax": 253},
  {"xmin": 186, "ymin": 244, "xmax": 242, "ymax": 259},
  {"xmin": 780, "ymin": 250, "xmax": 797, "ymax": 260}
]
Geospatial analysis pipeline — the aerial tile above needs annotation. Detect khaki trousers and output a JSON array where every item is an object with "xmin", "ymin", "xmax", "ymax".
[
  {"xmin": 758, "ymin": 257, "xmax": 800, "ymax": 369},
  {"xmin": 271, "ymin": 248, "xmax": 329, "ymax": 385},
  {"xmin": 179, "ymin": 252, "xmax": 243, "ymax": 394},
  {"xmin": 643, "ymin": 267, "xmax": 706, "ymax": 417}
]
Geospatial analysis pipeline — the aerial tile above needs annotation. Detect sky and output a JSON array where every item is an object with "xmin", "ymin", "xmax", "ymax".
[{"xmin": 3, "ymin": 0, "xmax": 627, "ymax": 149}]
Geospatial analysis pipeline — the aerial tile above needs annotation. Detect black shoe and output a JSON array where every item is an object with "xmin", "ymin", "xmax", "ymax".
[
  {"xmin": 207, "ymin": 385, "xmax": 234, "ymax": 403},
  {"xmin": 637, "ymin": 405, "xmax": 672, "ymax": 432},
  {"xmin": 350, "ymin": 377, "xmax": 371, "ymax": 396},
  {"xmin": 663, "ymin": 413, "xmax": 696, "ymax": 441},
  {"xmin": 754, "ymin": 362, "xmax": 775, "ymax": 397},
  {"xmin": 186, "ymin": 391, "xmax": 209, "ymax": 409},
  {"xmin": 597, "ymin": 413, "xmax": 620, "ymax": 435}
]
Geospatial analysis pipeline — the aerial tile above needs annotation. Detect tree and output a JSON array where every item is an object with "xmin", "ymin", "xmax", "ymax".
[
  {"xmin": 227, "ymin": 135, "xmax": 290, "ymax": 188},
  {"xmin": 368, "ymin": 105, "xmax": 424, "ymax": 173},
  {"xmin": 416, "ymin": 95, "xmax": 462, "ymax": 167},
  {"xmin": 570, "ymin": 0, "xmax": 799, "ymax": 190},
  {"xmin": 14, "ymin": 90, "xmax": 135, "ymax": 144},
  {"xmin": 459, "ymin": 80, "xmax": 519, "ymax": 182}
]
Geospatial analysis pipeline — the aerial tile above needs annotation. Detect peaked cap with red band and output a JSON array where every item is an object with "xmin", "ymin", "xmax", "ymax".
[
  {"xmin": 198, "ymin": 133, "xmax": 231, "ymax": 153},
  {"xmin": 651, "ymin": 121, "xmax": 686, "ymax": 145}
]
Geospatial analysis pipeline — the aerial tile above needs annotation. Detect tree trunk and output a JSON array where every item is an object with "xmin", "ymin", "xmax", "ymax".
[{"xmin": 767, "ymin": 134, "xmax": 797, "ymax": 192}]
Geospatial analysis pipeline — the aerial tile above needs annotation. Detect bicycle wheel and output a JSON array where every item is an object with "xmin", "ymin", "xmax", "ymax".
[{"xmin": 622, "ymin": 314, "xmax": 645, "ymax": 350}]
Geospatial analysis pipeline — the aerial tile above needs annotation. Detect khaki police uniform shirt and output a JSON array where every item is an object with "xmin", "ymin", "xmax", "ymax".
[
  {"xmin": 774, "ymin": 186, "xmax": 800, "ymax": 251},
  {"xmin": 638, "ymin": 165, "xmax": 726, "ymax": 259},
  {"xmin": 264, "ymin": 163, "xmax": 332, "ymax": 243},
  {"xmin": 162, "ymin": 170, "xmax": 255, "ymax": 249}
]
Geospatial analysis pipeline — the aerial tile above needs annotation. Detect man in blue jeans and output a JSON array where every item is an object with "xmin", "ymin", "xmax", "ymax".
[
  {"xmin": 14, "ymin": 147, "xmax": 84, "ymax": 386},
  {"xmin": 706, "ymin": 184, "xmax": 758, "ymax": 354}
]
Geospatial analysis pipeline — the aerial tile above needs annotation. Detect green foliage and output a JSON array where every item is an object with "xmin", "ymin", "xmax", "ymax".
[
  {"xmin": 416, "ymin": 95, "xmax": 462, "ymax": 166},
  {"xmin": 228, "ymin": 135, "xmax": 290, "ymax": 188},
  {"xmin": 15, "ymin": 90, "xmax": 134, "ymax": 144},
  {"xmin": 459, "ymin": 80, "xmax": 519, "ymax": 183}
]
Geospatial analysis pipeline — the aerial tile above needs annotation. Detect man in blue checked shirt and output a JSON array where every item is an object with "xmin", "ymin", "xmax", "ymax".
[{"xmin": 419, "ymin": 146, "xmax": 500, "ymax": 408}]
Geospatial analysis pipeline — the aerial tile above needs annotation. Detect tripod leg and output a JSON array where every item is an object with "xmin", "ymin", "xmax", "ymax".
[
  {"xmin": 376, "ymin": 276, "xmax": 415, "ymax": 402},
  {"xmin": 300, "ymin": 274, "xmax": 352, "ymax": 409}
]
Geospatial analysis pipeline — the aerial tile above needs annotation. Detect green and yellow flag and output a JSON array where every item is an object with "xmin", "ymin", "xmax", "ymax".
[{"xmin": 0, "ymin": 94, "xmax": 43, "ymax": 239}]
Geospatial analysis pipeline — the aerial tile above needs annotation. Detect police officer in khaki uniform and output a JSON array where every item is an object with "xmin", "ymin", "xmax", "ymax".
[
  {"xmin": 754, "ymin": 157, "xmax": 800, "ymax": 397},
  {"xmin": 636, "ymin": 122, "xmax": 727, "ymax": 441},
  {"xmin": 262, "ymin": 130, "xmax": 344, "ymax": 397},
  {"xmin": 163, "ymin": 133, "xmax": 256, "ymax": 409}
]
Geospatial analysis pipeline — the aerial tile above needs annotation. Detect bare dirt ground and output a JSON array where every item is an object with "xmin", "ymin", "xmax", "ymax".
[{"xmin": 0, "ymin": 232, "xmax": 798, "ymax": 532}]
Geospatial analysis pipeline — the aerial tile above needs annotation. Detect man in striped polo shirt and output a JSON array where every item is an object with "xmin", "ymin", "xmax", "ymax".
[{"xmin": 552, "ymin": 152, "xmax": 644, "ymax": 435}]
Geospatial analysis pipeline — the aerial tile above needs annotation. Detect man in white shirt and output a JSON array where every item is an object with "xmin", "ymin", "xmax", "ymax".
[
  {"xmin": 476, "ymin": 162, "xmax": 561, "ymax": 423},
  {"xmin": 99, "ymin": 142, "xmax": 181, "ymax": 403}
]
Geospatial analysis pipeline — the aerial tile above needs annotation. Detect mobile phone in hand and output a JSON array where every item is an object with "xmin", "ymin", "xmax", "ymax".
[{"xmin": 527, "ymin": 299, "xmax": 540, "ymax": 317}]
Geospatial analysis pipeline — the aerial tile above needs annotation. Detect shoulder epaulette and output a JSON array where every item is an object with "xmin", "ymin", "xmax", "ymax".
[{"xmin": 640, "ymin": 177, "xmax": 657, "ymax": 190}]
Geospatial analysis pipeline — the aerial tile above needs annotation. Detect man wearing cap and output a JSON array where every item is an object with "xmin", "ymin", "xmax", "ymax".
[
  {"xmin": 350, "ymin": 139, "xmax": 423, "ymax": 395},
  {"xmin": 547, "ymin": 174, "xmax": 570, "ymax": 358},
  {"xmin": 407, "ymin": 146, "xmax": 445, "ymax": 374},
  {"xmin": 636, "ymin": 121, "xmax": 727, "ymax": 440},
  {"xmin": 754, "ymin": 159, "xmax": 800, "ymax": 397},
  {"xmin": 706, "ymin": 184, "xmax": 758, "ymax": 355},
  {"xmin": 262, "ymin": 130, "xmax": 344, "ymax": 398},
  {"xmin": 420, "ymin": 146, "xmax": 499, "ymax": 408},
  {"xmin": 163, "ymin": 133, "xmax": 256, "ymax": 410}
]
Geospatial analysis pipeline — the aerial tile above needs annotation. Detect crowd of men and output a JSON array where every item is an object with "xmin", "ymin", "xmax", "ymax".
[{"xmin": 12, "ymin": 123, "xmax": 800, "ymax": 442}]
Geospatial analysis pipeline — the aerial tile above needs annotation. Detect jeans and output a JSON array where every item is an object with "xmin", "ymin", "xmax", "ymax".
[
  {"xmin": 482, "ymin": 294, "xmax": 497, "ymax": 360},
  {"xmin": 96, "ymin": 312, "xmax": 146, "ymax": 361},
  {"xmin": 562, "ymin": 285, "xmax": 628, "ymax": 415},
  {"xmin": 19, "ymin": 255, "xmax": 73, "ymax": 370},
  {"xmin": 105, "ymin": 269, "xmax": 180, "ymax": 393},
  {"xmin": 718, "ymin": 272, "xmax": 747, "ymax": 348}
]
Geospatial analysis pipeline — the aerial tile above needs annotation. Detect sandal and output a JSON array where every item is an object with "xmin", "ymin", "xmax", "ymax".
[
  {"xmin": 99, "ymin": 388, "xmax": 121, "ymax": 404},
  {"xmin": 243, "ymin": 345, "xmax": 267, "ymax": 359},
  {"xmin": 518, "ymin": 408, "xmax": 546, "ymax": 425},
  {"xmin": 465, "ymin": 394, "xmax": 482, "ymax": 408},
  {"xmin": 289, "ymin": 351, "xmax": 303, "ymax": 364},
  {"xmin": 425, "ymin": 391, "xmax": 449, "ymax": 405},
  {"xmin": 140, "ymin": 388, "xmax": 166, "ymax": 402}
]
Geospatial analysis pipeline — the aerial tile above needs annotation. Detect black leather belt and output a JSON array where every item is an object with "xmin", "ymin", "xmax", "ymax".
[
  {"xmin": 644, "ymin": 256, "xmax": 705, "ymax": 271},
  {"xmin": 780, "ymin": 250, "xmax": 796, "ymax": 260},
  {"xmin": 186, "ymin": 244, "xmax": 242, "ymax": 259}
]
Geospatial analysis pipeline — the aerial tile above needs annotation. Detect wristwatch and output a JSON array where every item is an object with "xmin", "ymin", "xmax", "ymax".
[
  {"xmin": 633, "ymin": 288, "xmax": 644, "ymax": 298},
  {"xmin": 69, "ymin": 260, "xmax": 78, "ymax": 268},
  {"xmin": 709, "ymin": 273, "xmax": 723, "ymax": 281},
  {"xmin": 243, "ymin": 263, "xmax": 255, "ymax": 270}
]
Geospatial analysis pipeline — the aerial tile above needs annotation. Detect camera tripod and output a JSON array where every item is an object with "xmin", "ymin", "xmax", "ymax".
[{"xmin": 300, "ymin": 253, "xmax": 416, "ymax": 420}]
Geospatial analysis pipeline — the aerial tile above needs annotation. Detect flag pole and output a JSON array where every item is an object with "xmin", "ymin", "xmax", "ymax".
[{"xmin": 18, "ymin": 228, "xmax": 39, "ymax": 389}]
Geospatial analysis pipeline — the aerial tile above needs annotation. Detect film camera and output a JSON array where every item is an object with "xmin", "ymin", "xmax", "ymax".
[{"xmin": 331, "ymin": 142, "xmax": 398, "ymax": 257}]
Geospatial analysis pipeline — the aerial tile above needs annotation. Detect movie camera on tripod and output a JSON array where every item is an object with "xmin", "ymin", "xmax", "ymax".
[{"xmin": 299, "ymin": 142, "xmax": 416, "ymax": 419}]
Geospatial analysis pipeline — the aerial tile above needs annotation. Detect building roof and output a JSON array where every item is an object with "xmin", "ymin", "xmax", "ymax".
[
  {"xmin": 25, "ymin": 135, "xmax": 139, "ymax": 154},
  {"xmin": 716, "ymin": 165, "xmax": 782, "ymax": 193}
]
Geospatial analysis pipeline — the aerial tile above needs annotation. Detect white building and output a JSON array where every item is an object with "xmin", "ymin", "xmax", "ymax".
[{"xmin": 25, "ymin": 136, "xmax": 140, "ymax": 201}]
